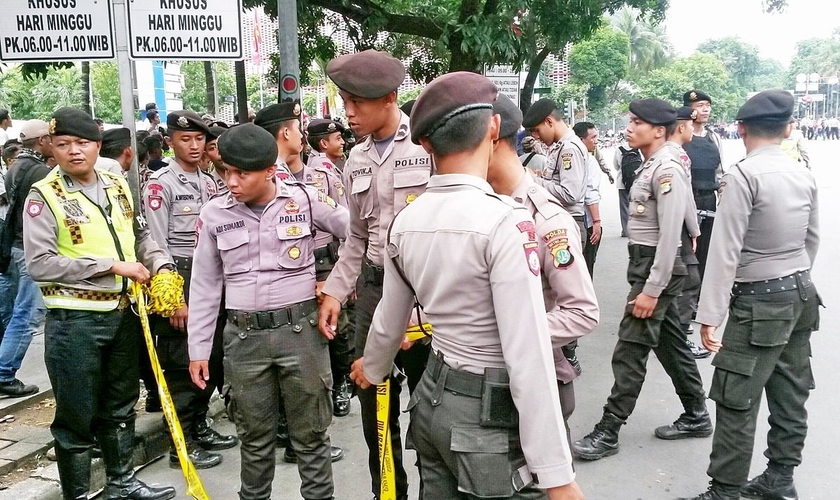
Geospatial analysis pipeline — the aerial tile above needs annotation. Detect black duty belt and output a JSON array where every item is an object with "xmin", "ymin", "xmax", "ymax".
[
  {"xmin": 697, "ymin": 210, "xmax": 716, "ymax": 219},
  {"xmin": 426, "ymin": 351, "xmax": 484, "ymax": 398},
  {"xmin": 628, "ymin": 244, "xmax": 657, "ymax": 259},
  {"xmin": 362, "ymin": 257, "xmax": 385, "ymax": 286},
  {"xmin": 227, "ymin": 299, "xmax": 318, "ymax": 331},
  {"xmin": 732, "ymin": 270, "xmax": 811, "ymax": 296},
  {"xmin": 572, "ymin": 215, "xmax": 586, "ymax": 223},
  {"xmin": 693, "ymin": 188, "xmax": 717, "ymax": 196},
  {"xmin": 173, "ymin": 256, "xmax": 193, "ymax": 272}
]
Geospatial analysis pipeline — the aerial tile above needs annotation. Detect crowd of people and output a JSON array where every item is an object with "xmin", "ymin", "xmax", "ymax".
[{"xmin": 0, "ymin": 48, "xmax": 822, "ymax": 500}]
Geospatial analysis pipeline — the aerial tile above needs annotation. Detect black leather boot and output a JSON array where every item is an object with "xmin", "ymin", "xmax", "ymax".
[
  {"xmin": 562, "ymin": 342, "xmax": 582, "ymax": 375},
  {"xmin": 99, "ymin": 422, "xmax": 176, "ymax": 500},
  {"xmin": 54, "ymin": 446, "xmax": 91, "ymax": 500},
  {"xmin": 169, "ymin": 443, "xmax": 223, "ymax": 470},
  {"xmin": 572, "ymin": 411, "xmax": 624, "ymax": 460},
  {"xmin": 192, "ymin": 416, "xmax": 238, "ymax": 450},
  {"xmin": 741, "ymin": 462, "xmax": 798, "ymax": 500},
  {"xmin": 276, "ymin": 412, "xmax": 291, "ymax": 448},
  {"xmin": 283, "ymin": 444, "xmax": 344, "ymax": 463},
  {"xmin": 332, "ymin": 376, "xmax": 352, "ymax": 417},
  {"xmin": 655, "ymin": 397, "xmax": 713, "ymax": 440},
  {"xmin": 678, "ymin": 480, "xmax": 741, "ymax": 500}
]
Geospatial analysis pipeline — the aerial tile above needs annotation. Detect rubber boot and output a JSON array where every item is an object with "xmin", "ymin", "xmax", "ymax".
[
  {"xmin": 54, "ymin": 446, "xmax": 91, "ymax": 500},
  {"xmin": 741, "ymin": 462, "xmax": 799, "ymax": 500},
  {"xmin": 192, "ymin": 416, "xmax": 238, "ymax": 450},
  {"xmin": 99, "ymin": 422, "xmax": 176, "ymax": 500},
  {"xmin": 572, "ymin": 411, "xmax": 624, "ymax": 460},
  {"xmin": 678, "ymin": 480, "xmax": 741, "ymax": 500},
  {"xmin": 655, "ymin": 397, "xmax": 713, "ymax": 440}
]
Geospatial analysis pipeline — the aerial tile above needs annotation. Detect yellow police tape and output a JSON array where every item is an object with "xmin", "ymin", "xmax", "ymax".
[
  {"xmin": 375, "ymin": 323, "xmax": 432, "ymax": 500},
  {"xmin": 132, "ymin": 279, "xmax": 210, "ymax": 500}
]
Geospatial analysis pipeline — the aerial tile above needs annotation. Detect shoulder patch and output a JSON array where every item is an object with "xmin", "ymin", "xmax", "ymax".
[
  {"xmin": 546, "ymin": 235, "xmax": 574, "ymax": 268},
  {"xmin": 146, "ymin": 182, "xmax": 164, "ymax": 196},
  {"xmin": 26, "ymin": 199, "xmax": 44, "ymax": 217},
  {"xmin": 524, "ymin": 242, "xmax": 541, "ymax": 276},
  {"xmin": 658, "ymin": 172, "xmax": 673, "ymax": 195},
  {"xmin": 317, "ymin": 191, "xmax": 337, "ymax": 209},
  {"xmin": 516, "ymin": 221, "xmax": 537, "ymax": 241}
]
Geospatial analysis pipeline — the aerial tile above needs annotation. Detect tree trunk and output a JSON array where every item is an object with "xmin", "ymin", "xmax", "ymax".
[
  {"xmin": 520, "ymin": 47, "xmax": 552, "ymax": 111},
  {"xmin": 235, "ymin": 60, "xmax": 249, "ymax": 123},
  {"xmin": 81, "ymin": 61, "xmax": 91, "ymax": 115},
  {"xmin": 204, "ymin": 61, "xmax": 216, "ymax": 115}
]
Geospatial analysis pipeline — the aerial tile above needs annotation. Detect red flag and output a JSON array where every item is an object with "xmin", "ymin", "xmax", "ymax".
[{"xmin": 252, "ymin": 10, "xmax": 262, "ymax": 66}]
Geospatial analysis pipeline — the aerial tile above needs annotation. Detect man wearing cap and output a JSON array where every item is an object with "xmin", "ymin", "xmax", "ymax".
[
  {"xmin": 187, "ymin": 123, "xmax": 349, "ymax": 500},
  {"xmin": 317, "ymin": 49, "xmax": 432, "ymax": 500},
  {"xmin": 307, "ymin": 118, "xmax": 346, "ymax": 169},
  {"xmin": 0, "ymin": 119, "xmax": 53, "ymax": 397},
  {"xmin": 23, "ymin": 107, "xmax": 176, "ymax": 500},
  {"xmin": 142, "ymin": 110, "xmax": 236, "ymax": 470},
  {"xmin": 519, "ymin": 136, "xmax": 549, "ymax": 177},
  {"xmin": 522, "ymin": 98, "xmax": 589, "ymax": 374},
  {"xmin": 571, "ymin": 121, "xmax": 605, "ymax": 277},
  {"xmin": 488, "ymin": 93, "xmax": 599, "ymax": 449},
  {"xmin": 254, "ymin": 101, "xmax": 304, "ymax": 182},
  {"xmin": 573, "ymin": 99, "xmax": 712, "ymax": 462},
  {"xmin": 683, "ymin": 90, "xmax": 723, "ymax": 279},
  {"xmin": 351, "ymin": 71, "xmax": 584, "ymax": 500},
  {"xmin": 204, "ymin": 125, "xmax": 229, "ymax": 195},
  {"xmin": 666, "ymin": 107, "xmax": 710, "ymax": 360},
  {"xmin": 681, "ymin": 91, "xmax": 821, "ymax": 500},
  {"xmin": 99, "ymin": 127, "xmax": 135, "ymax": 175}
]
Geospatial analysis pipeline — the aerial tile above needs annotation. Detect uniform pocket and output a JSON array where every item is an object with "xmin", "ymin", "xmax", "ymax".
[
  {"xmin": 216, "ymin": 229, "xmax": 252, "ymax": 274},
  {"xmin": 172, "ymin": 203, "xmax": 200, "ymax": 233},
  {"xmin": 749, "ymin": 301, "xmax": 795, "ymax": 347},
  {"xmin": 314, "ymin": 372, "xmax": 334, "ymax": 433},
  {"xmin": 709, "ymin": 350, "xmax": 757, "ymax": 410},
  {"xmin": 450, "ymin": 424, "xmax": 514, "ymax": 497},
  {"xmin": 350, "ymin": 174, "xmax": 375, "ymax": 219},
  {"xmin": 393, "ymin": 168, "xmax": 429, "ymax": 210},
  {"xmin": 275, "ymin": 225, "xmax": 314, "ymax": 269}
]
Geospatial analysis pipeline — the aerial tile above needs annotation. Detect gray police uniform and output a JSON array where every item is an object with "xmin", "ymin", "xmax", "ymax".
[
  {"xmin": 188, "ymin": 180, "xmax": 349, "ymax": 500},
  {"xmin": 364, "ymin": 174, "xmax": 575, "ymax": 498},
  {"xmin": 696, "ymin": 144, "xmax": 820, "ymax": 488},
  {"xmin": 603, "ymin": 145, "xmax": 706, "ymax": 420},
  {"xmin": 535, "ymin": 130, "xmax": 588, "ymax": 248}
]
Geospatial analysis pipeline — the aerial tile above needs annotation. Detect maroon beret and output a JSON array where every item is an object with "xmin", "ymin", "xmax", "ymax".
[
  {"xmin": 410, "ymin": 71, "xmax": 497, "ymax": 144},
  {"xmin": 327, "ymin": 50, "xmax": 405, "ymax": 99}
]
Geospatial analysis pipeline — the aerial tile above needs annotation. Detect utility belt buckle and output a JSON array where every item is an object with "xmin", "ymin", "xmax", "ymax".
[{"xmin": 479, "ymin": 367, "xmax": 518, "ymax": 428}]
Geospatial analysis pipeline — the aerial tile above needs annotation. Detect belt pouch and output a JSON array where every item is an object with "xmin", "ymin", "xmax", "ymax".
[{"xmin": 480, "ymin": 368, "xmax": 518, "ymax": 428}]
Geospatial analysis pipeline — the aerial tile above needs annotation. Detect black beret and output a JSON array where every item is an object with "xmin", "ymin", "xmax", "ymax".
[
  {"xmin": 629, "ymin": 98, "xmax": 677, "ymax": 126},
  {"xmin": 167, "ymin": 110, "xmax": 211, "ymax": 135},
  {"xmin": 735, "ymin": 90, "xmax": 794, "ymax": 123},
  {"xmin": 217, "ymin": 124, "xmax": 278, "ymax": 172},
  {"xmin": 522, "ymin": 98, "xmax": 558, "ymax": 129},
  {"xmin": 254, "ymin": 102, "xmax": 302, "ymax": 130},
  {"xmin": 683, "ymin": 90, "xmax": 712, "ymax": 106},
  {"xmin": 676, "ymin": 106, "xmax": 699, "ymax": 121},
  {"xmin": 307, "ymin": 119, "xmax": 345, "ymax": 137},
  {"xmin": 410, "ymin": 71, "xmax": 497, "ymax": 144},
  {"xmin": 207, "ymin": 126, "xmax": 227, "ymax": 140},
  {"xmin": 493, "ymin": 94, "xmax": 523, "ymax": 138},
  {"xmin": 102, "ymin": 127, "xmax": 131, "ymax": 150},
  {"xmin": 327, "ymin": 50, "xmax": 405, "ymax": 99},
  {"xmin": 400, "ymin": 99, "xmax": 416, "ymax": 116},
  {"xmin": 49, "ymin": 107, "xmax": 102, "ymax": 141}
]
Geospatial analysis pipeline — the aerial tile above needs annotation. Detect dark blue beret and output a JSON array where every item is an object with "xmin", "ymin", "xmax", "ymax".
[
  {"xmin": 735, "ymin": 90, "xmax": 794, "ymax": 123},
  {"xmin": 629, "ymin": 98, "xmax": 677, "ymax": 126}
]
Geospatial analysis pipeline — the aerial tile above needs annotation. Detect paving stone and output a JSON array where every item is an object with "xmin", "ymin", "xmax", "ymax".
[
  {"xmin": 0, "ymin": 477, "xmax": 61, "ymax": 500},
  {"xmin": 19, "ymin": 428, "xmax": 54, "ymax": 446},
  {"xmin": 0, "ymin": 439, "xmax": 15, "ymax": 450},
  {"xmin": 0, "ymin": 441, "xmax": 48, "ymax": 462},
  {"xmin": 0, "ymin": 458, "xmax": 13, "ymax": 475},
  {"xmin": 0, "ymin": 426, "xmax": 47, "ymax": 443}
]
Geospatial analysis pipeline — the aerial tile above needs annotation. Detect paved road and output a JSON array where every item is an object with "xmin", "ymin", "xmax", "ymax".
[{"xmin": 113, "ymin": 139, "xmax": 837, "ymax": 499}]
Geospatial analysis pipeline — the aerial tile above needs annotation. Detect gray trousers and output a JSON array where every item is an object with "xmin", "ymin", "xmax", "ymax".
[
  {"xmin": 407, "ymin": 367, "xmax": 546, "ymax": 500},
  {"xmin": 223, "ymin": 308, "xmax": 334, "ymax": 500},
  {"xmin": 707, "ymin": 285, "xmax": 820, "ymax": 487}
]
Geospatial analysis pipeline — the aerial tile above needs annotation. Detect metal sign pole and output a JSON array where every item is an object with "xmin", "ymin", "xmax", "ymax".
[
  {"xmin": 112, "ymin": 0, "xmax": 141, "ymax": 210},
  {"xmin": 277, "ymin": 0, "xmax": 301, "ymax": 103}
]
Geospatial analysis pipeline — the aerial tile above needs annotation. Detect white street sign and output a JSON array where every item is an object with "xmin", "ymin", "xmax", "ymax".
[
  {"xmin": 485, "ymin": 65, "xmax": 521, "ymax": 105},
  {"xmin": 127, "ymin": 0, "xmax": 243, "ymax": 60},
  {"xmin": 0, "ymin": 0, "xmax": 114, "ymax": 62}
]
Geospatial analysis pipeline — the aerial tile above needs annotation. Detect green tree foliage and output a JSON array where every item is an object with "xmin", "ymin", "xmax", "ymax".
[
  {"xmin": 696, "ymin": 37, "xmax": 762, "ymax": 89},
  {"xmin": 787, "ymin": 33, "xmax": 840, "ymax": 87},
  {"xmin": 611, "ymin": 6, "xmax": 672, "ymax": 77},
  {"xmin": 246, "ymin": 74, "xmax": 276, "ymax": 111},
  {"xmin": 90, "ymin": 62, "xmax": 123, "ymax": 124},
  {"xmin": 181, "ymin": 62, "xmax": 236, "ymax": 114},
  {"xmin": 569, "ymin": 23, "xmax": 630, "ymax": 112},
  {"xmin": 0, "ymin": 65, "xmax": 82, "ymax": 120}
]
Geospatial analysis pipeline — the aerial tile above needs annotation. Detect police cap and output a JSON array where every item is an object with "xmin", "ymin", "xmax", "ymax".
[
  {"xmin": 493, "ymin": 93, "xmax": 523, "ymax": 138},
  {"xmin": 167, "ymin": 110, "xmax": 211, "ymax": 135},
  {"xmin": 102, "ymin": 127, "xmax": 131, "ymax": 150},
  {"xmin": 49, "ymin": 108, "xmax": 102, "ymax": 141},
  {"xmin": 207, "ymin": 126, "xmax": 228, "ymax": 140},
  {"xmin": 327, "ymin": 50, "xmax": 405, "ymax": 99},
  {"xmin": 629, "ymin": 98, "xmax": 677, "ymax": 126},
  {"xmin": 254, "ymin": 102, "xmax": 302, "ymax": 130},
  {"xmin": 217, "ymin": 124, "xmax": 278, "ymax": 172},
  {"xmin": 522, "ymin": 98, "xmax": 558, "ymax": 129},
  {"xmin": 735, "ymin": 90, "xmax": 794, "ymax": 123},
  {"xmin": 400, "ymin": 99, "xmax": 416, "ymax": 116},
  {"xmin": 307, "ymin": 119, "xmax": 345, "ymax": 137},
  {"xmin": 683, "ymin": 90, "xmax": 712, "ymax": 106},
  {"xmin": 676, "ymin": 106, "xmax": 699, "ymax": 121},
  {"xmin": 410, "ymin": 71, "xmax": 497, "ymax": 144}
]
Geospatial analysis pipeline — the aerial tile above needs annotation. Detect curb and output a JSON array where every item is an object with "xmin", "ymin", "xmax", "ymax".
[{"xmin": 0, "ymin": 398, "xmax": 226, "ymax": 500}]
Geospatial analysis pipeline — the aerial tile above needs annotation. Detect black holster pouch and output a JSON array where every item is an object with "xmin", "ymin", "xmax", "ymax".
[{"xmin": 480, "ymin": 367, "xmax": 519, "ymax": 428}]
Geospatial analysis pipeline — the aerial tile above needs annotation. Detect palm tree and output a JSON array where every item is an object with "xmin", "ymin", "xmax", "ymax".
[{"xmin": 611, "ymin": 6, "xmax": 673, "ymax": 76}]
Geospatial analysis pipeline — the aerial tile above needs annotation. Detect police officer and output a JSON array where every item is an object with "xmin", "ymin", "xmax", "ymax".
[
  {"xmin": 317, "ymin": 49, "xmax": 432, "ymax": 500},
  {"xmin": 351, "ymin": 71, "xmax": 584, "ymax": 500},
  {"xmin": 204, "ymin": 125, "xmax": 230, "ymax": 195},
  {"xmin": 23, "ymin": 108, "xmax": 176, "ymax": 500},
  {"xmin": 143, "ymin": 110, "xmax": 237, "ymax": 470},
  {"xmin": 188, "ymin": 124, "xmax": 349, "ymax": 500},
  {"xmin": 681, "ymin": 91, "xmax": 821, "ymax": 500},
  {"xmin": 254, "ymin": 102, "xmax": 302, "ymax": 182},
  {"xmin": 572, "ymin": 99, "xmax": 712, "ymax": 461},
  {"xmin": 488, "ymin": 94, "xmax": 599, "ymax": 445},
  {"xmin": 305, "ymin": 118, "xmax": 354, "ymax": 417},
  {"xmin": 522, "ymin": 98, "xmax": 589, "ymax": 374},
  {"xmin": 666, "ymin": 106, "xmax": 710, "ymax": 359},
  {"xmin": 683, "ymin": 90, "xmax": 723, "ymax": 279}
]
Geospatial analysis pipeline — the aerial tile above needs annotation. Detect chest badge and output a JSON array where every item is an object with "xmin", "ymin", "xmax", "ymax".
[
  {"xmin": 636, "ymin": 203, "xmax": 646, "ymax": 214},
  {"xmin": 182, "ymin": 205, "xmax": 192, "ymax": 213},
  {"xmin": 405, "ymin": 193, "xmax": 418, "ymax": 204},
  {"xmin": 286, "ymin": 226, "xmax": 303, "ymax": 237},
  {"xmin": 288, "ymin": 246, "xmax": 301, "ymax": 260},
  {"xmin": 284, "ymin": 199, "xmax": 300, "ymax": 214}
]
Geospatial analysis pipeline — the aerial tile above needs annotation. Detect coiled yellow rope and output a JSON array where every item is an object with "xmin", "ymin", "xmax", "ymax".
[{"xmin": 145, "ymin": 271, "xmax": 186, "ymax": 317}]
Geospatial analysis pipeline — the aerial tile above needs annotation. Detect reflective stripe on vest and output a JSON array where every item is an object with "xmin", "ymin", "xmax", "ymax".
[{"xmin": 32, "ymin": 169, "xmax": 137, "ymax": 311}]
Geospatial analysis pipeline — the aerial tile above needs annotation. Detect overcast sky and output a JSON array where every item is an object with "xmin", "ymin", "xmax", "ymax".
[{"xmin": 665, "ymin": 0, "xmax": 837, "ymax": 67}]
